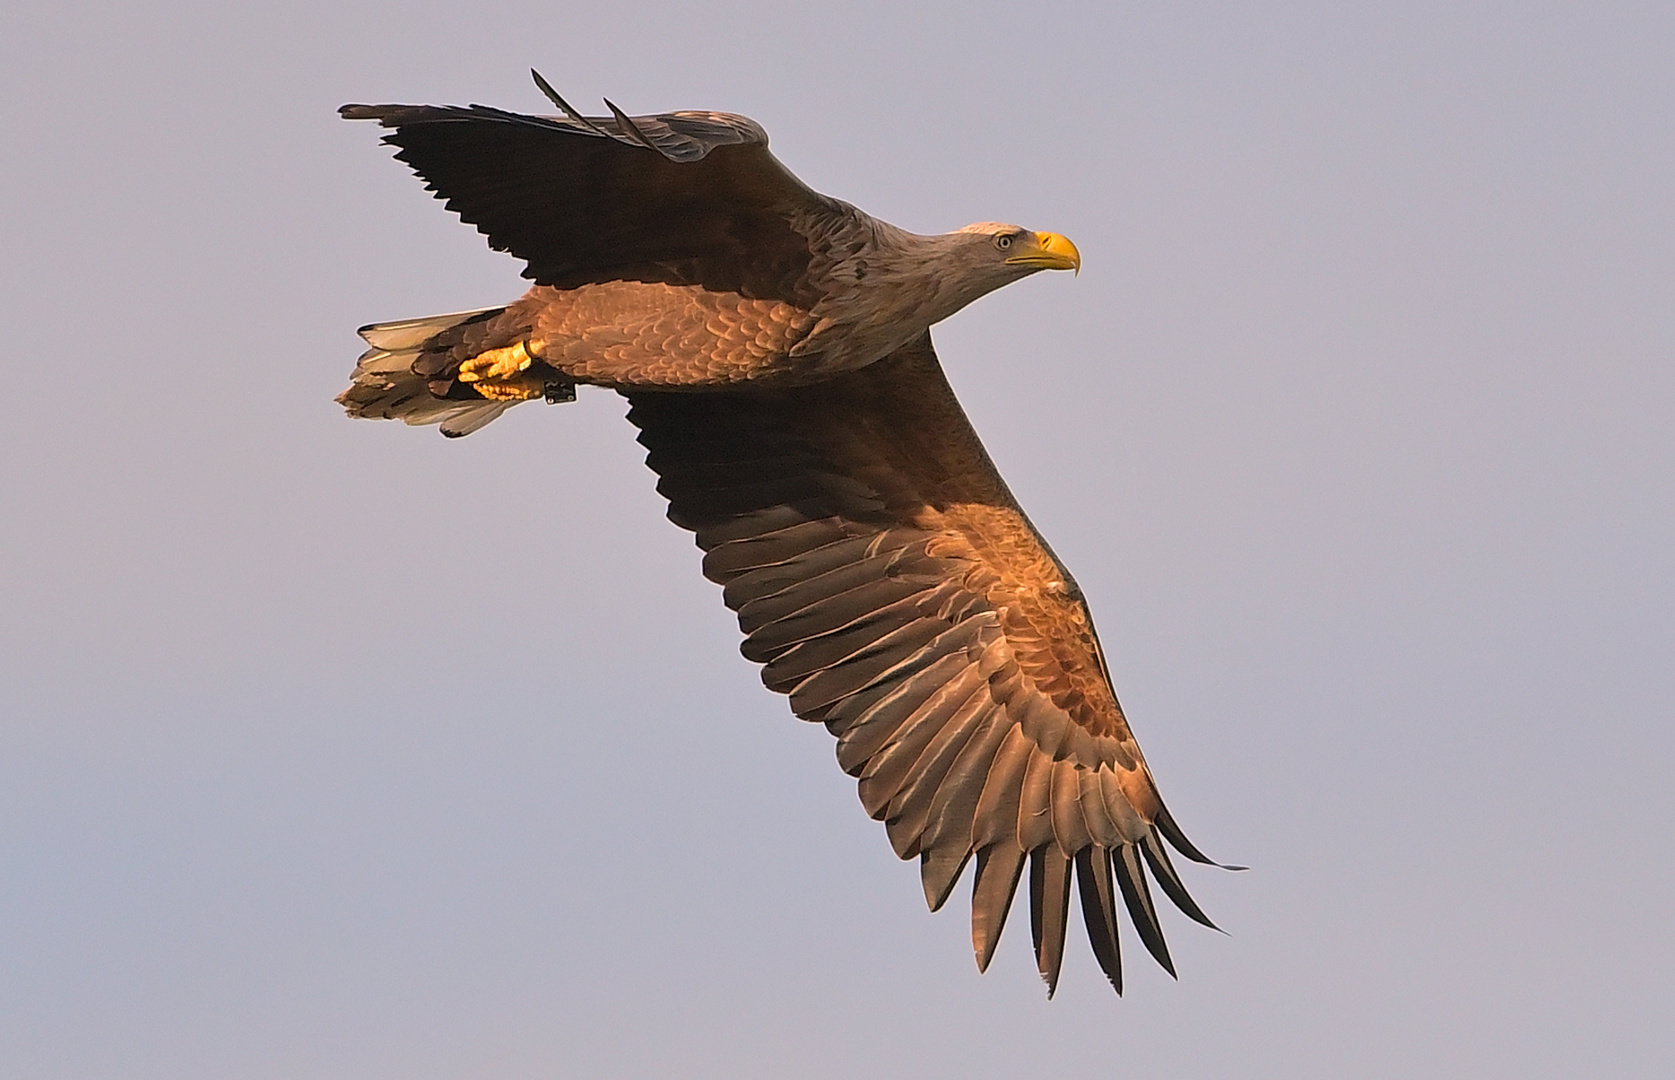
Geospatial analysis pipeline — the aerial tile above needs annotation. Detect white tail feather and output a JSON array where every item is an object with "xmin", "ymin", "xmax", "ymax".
[
  {"xmin": 439, "ymin": 401, "xmax": 514, "ymax": 438},
  {"xmin": 339, "ymin": 307, "xmax": 530, "ymax": 437},
  {"xmin": 357, "ymin": 308, "xmax": 497, "ymax": 351}
]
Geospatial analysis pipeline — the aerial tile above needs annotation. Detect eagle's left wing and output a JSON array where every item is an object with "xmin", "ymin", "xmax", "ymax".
[{"xmin": 340, "ymin": 75, "xmax": 847, "ymax": 305}]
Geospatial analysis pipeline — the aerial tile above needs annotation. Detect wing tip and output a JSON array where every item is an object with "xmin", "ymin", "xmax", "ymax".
[
  {"xmin": 1113, "ymin": 842, "xmax": 1177, "ymax": 977},
  {"xmin": 1155, "ymin": 803, "xmax": 1244, "ymax": 871}
]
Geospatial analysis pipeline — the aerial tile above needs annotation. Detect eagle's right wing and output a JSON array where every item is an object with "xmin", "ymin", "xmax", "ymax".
[{"xmin": 627, "ymin": 332, "xmax": 1232, "ymax": 996}]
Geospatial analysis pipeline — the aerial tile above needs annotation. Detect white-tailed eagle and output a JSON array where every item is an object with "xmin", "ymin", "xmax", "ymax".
[{"xmin": 339, "ymin": 72, "xmax": 1235, "ymax": 996}]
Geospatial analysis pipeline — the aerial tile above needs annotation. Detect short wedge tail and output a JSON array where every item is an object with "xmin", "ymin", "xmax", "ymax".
[{"xmin": 338, "ymin": 307, "xmax": 576, "ymax": 438}]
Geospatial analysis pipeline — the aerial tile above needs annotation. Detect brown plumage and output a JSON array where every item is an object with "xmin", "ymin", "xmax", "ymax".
[{"xmin": 340, "ymin": 72, "xmax": 1236, "ymax": 995}]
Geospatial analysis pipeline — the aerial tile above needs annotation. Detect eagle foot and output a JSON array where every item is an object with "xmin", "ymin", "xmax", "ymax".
[
  {"xmin": 452, "ymin": 339, "xmax": 556, "ymax": 401},
  {"xmin": 457, "ymin": 340, "xmax": 534, "ymax": 384}
]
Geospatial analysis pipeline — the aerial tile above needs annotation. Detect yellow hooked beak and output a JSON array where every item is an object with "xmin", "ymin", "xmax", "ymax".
[{"xmin": 1004, "ymin": 231, "xmax": 1082, "ymax": 274}]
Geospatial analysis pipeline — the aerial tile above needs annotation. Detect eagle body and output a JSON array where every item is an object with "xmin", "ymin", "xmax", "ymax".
[
  {"xmin": 340, "ymin": 74, "xmax": 1231, "ymax": 995},
  {"xmin": 501, "ymin": 218, "xmax": 996, "ymax": 389}
]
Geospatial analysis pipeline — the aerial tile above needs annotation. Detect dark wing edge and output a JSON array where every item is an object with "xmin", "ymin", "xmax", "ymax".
[
  {"xmin": 626, "ymin": 333, "xmax": 1234, "ymax": 995},
  {"xmin": 338, "ymin": 96, "xmax": 771, "ymax": 165},
  {"xmin": 340, "ymin": 77, "xmax": 845, "ymax": 301}
]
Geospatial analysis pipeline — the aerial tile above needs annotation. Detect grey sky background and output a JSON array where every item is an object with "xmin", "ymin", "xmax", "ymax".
[{"xmin": 2, "ymin": 2, "xmax": 1671, "ymax": 1077}]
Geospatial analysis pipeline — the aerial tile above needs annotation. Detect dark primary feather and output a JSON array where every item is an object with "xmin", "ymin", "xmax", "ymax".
[
  {"xmin": 1075, "ymin": 846, "xmax": 1125, "ymax": 993},
  {"xmin": 338, "ymin": 99, "xmax": 844, "ymax": 302},
  {"xmin": 1115, "ymin": 842, "xmax": 1175, "ymax": 976},
  {"xmin": 1030, "ymin": 845, "xmax": 1074, "ymax": 996},
  {"xmin": 628, "ymin": 332, "xmax": 1222, "ymax": 992}
]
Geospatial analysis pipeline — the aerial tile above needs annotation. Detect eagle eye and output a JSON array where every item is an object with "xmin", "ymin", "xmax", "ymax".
[{"xmin": 995, "ymin": 234, "xmax": 1014, "ymax": 250}]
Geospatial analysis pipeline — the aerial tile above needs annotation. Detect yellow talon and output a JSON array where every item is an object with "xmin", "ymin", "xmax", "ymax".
[
  {"xmin": 470, "ymin": 375, "xmax": 546, "ymax": 401},
  {"xmin": 458, "ymin": 340, "xmax": 534, "ymax": 383}
]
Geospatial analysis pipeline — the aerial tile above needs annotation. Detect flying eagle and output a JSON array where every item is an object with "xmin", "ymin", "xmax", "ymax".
[{"xmin": 339, "ymin": 72, "xmax": 1234, "ymax": 996}]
